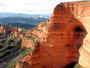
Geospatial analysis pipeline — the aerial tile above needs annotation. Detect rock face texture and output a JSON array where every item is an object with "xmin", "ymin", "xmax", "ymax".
[
  {"xmin": 2, "ymin": 1, "xmax": 89, "ymax": 68},
  {"xmin": 0, "ymin": 1, "xmax": 89, "ymax": 68},
  {"xmin": 20, "ymin": 1, "xmax": 87, "ymax": 68},
  {"xmin": 59, "ymin": 1, "xmax": 90, "ymax": 68},
  {"xmin": 75, "ymin": 2, "xmax": 90, "ymax": 68}
]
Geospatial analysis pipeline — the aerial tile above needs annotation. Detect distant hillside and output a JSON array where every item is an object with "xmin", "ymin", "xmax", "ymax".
[
  {"xmin": 0, "ymin": 16, "xmax": 48, "ymax": 24},
  {"xmin": 9, "ymin": 23, "xmax": 36, "ymax": 29},
  {"xmin": 0, "ymin": 13, "xmax": 50, "ymax": 18},
  {"xmin": 0, "ymin": 13, "xmax": 49, "ymax": 29}
]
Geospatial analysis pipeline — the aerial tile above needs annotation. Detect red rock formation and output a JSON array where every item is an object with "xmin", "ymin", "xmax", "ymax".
[
  {"xmin": 30, "ymin": 1, "xmax": 87, "ymax": 68},
  {"xmin": 75, "ymin": 1, "xmax": 90, "ymax": 68},
  {"xmin": 17, "ymin": 1, "xmax": 88, "ymax": 68}
]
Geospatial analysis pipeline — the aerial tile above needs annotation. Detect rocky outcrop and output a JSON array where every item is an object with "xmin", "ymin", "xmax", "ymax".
[
  {"xmin": 21, "ymin": 1, "xmax": 87, "ymax": 68},
  {"xmin": 75, "ymin": 2, "xmax": 90, "ymax": 68},
  {"xmin": 0, "ymin": 1, "xmax": 89, "ymax": 68}
]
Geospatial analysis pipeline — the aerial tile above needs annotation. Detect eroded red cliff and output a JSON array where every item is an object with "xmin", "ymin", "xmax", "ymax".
[
  {"xmin": 18, "ymin": 1, "xmax": 88, "ymax": 68},
  {"xmin": 13, "ymin": 1, "xmax": 90, "ymax": 68}
]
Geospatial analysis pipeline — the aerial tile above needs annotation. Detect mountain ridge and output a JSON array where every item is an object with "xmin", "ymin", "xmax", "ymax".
[{"xmin": 0, "ymin": 13, "xmax": 50, "ymax": 18}]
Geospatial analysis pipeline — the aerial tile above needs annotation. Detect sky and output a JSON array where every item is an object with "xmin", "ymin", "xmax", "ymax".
[{"xmin": 0, "ymin": 0, "xmax": 85, "ymax": 14}]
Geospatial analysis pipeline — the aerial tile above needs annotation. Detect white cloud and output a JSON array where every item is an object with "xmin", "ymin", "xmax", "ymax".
[{"xmin": 0, "ymin": 0, "xmax": 86, "ymax": 14}]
